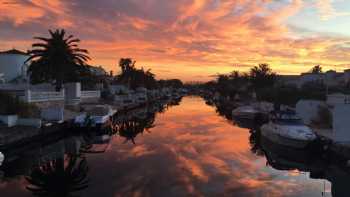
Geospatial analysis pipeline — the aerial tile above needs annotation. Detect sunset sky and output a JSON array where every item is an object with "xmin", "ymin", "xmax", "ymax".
[{"xmin": 1, "ymin": 0, "xmax": 350, "ymax": 81}]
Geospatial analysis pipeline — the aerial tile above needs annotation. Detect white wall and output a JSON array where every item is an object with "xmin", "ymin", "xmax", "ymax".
[
  {"xmin": 333, "ymin": 104, "xmax": 350, "ymax": 143},
  {"xmin": 110, "ymin": 85, "xmax": 128, "ymax": 94},
  {"xmin": 327, "ymin": 94, "xmax": 350, "ymax": 107},
  {"xmin": 296, "ymin": 100, "xmax": 326, "ymax": 125},
  {"xmin": 0, "ymin": 54, "xmax": 28, "ymax": 82}
]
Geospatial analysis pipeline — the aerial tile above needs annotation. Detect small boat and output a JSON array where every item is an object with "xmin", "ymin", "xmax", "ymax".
[
  {"xmin": 0, "ymin": 152, "xmax": 4, "ymax": 166},
  {"xmin": 260, "ymin": 110, "xmax": 317, "ymax": 149},
  {"xmin": 232, "ymin": 105, "xmax": 263, "ymax": 120},
  {"xmin": 74, "ymin": 105, "xmax": 116, "ymax": 128}
]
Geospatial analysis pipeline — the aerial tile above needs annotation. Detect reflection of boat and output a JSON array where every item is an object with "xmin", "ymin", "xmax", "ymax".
[
  {"xmin": 260, "ymin": 134, "xmax": 321, "ymax": 165},
  {"xmin": 0, "ymin": 152, "xmax": 4, "ymax": 166},
  {"xmin": 260, "ymin": 110, "xmax": 317, "ymax": 149},
  {"xmin": 262, "ymin": 141, "xmax": 327, "ymax": 179},
  {"xmin": 261, "ymin": 135, "xmax": 350, "ymax": 197}
]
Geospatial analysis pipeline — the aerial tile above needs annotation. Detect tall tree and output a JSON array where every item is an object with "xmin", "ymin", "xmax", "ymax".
[
  {"xmin": 310, "ymin": 65, "xmax": 323, "ymax": 74},
  {"xmin": 27, "ymin": 29, "xmax": 90, "ymax": 91},
  {"xmin": 249, "ymin": 63, "xmax": 276, "ymax": 90},
  {"xmin": 116, "ymin": 58, "xmax": 158, "ymax": 89},
  {"xmin": 119, "ymin": 58, "xmax": 135, "ymax": 74}
]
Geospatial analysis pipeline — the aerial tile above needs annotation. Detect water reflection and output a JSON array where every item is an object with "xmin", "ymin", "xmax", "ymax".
[
  {"xmin": 0, "ymin": 98, "xmax": 175, "ymax": 197},
  {"xmin": 249, "ymin": 130, "xmax": 264, "ymax": 156},
  {"xmin": 26, "ymin": 155, "xmax": 88, "ymax": 197},
  {"xmin": 115, "ymin": 115, "xmax": 155, "ymax": 144},
  {"xmin": 1, "ymin": 96, "xmax": 350, "ymax": 196},
  {"xmin": 208, "ymin": 96, "xmax": 350, "ymax": 197}
]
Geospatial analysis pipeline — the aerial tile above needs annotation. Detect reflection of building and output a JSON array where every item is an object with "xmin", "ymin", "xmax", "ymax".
[{"xmin": 0, "ymin": 49, "xmax": 29, "ymax": 83}]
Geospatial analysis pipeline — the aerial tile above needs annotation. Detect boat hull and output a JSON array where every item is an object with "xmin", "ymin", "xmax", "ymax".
[
  {"xmin": 261, "ymin": 127, "xmax": 312, "ymax": 149},
  {"xmin": 232, "ymin": 112, "xmax": 257, "ymax": 120}
]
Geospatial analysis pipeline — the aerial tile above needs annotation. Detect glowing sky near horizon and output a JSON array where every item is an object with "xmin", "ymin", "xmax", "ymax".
[{"xmin": 0, "ymin": 0, "xmax": 350, "ymax": 81}]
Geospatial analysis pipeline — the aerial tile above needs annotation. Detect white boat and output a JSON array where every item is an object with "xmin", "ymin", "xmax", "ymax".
[
  {"xmin": 232, "ymin": 106, "xmax": 261, "ymax": 119},
  {"xmin": 260, "ymin": 110, "xmax": 317, "ymax": 149},
  {"xmin": 74, "ymin": 105, "xmax": 116, "ymax": 127},
  {"xmin": 0, "ymin": 152, "xmax": 4, "ymax": 166}
]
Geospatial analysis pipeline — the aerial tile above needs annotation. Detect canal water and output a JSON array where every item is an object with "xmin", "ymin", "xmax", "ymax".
[{"xmin": 0, "ymin": 96, "xmax": 348, "ymax": 197}]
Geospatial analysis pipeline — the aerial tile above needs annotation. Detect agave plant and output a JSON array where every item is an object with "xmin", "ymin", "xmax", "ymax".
[{"xmin": 27, "ymin": 29, "xmax": 90, "ymax": 91}]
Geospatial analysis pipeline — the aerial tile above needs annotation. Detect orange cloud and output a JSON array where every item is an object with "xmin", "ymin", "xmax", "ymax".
[{"xmin": 0, "ymin": 0, "xmax": 350, "ymax": 81}]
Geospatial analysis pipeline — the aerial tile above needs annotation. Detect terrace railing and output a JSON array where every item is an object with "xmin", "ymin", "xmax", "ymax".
[
  {"xmin": 81, "ymin": 90, "xmax": 101, "ymax": 99},
  {"xmin": 20, "ymin": 90, "xmax": 65, "ymax": 103}
]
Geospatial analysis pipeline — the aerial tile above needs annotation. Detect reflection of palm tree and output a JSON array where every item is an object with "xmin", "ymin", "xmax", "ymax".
[
  {"xmin": 26, "ymin": 155, "xmax": 89, "ymax": 197},
  {"xmin": 249, "ymin": 129, "xmax": 264, "ymax": 156},
  {"xmin": 115, "ymin": 114, "xmax": 156, "ymax": 144},
  {"xmin": 167, "ymin": 97, "xmax": 183, "ymax": 107}
]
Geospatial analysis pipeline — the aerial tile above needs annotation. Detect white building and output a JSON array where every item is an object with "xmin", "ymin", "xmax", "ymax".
[
  {"xmin": 327, "ymin": 93, "xmax": 350, "ymax": 106},
  {"xmin": 0, "ymin": 49, "xmax": 29, "ymax": 83},
  {"xmin": 280, "ymin": 69, "xmax": 350, "ymax": 88},
  {"xmin": 110, "ymin": 85, "xmax": 129, "ymax": 95},
  {"xmin": 88, "ymin": 65, "xmax": 108, "ymax": 76}
]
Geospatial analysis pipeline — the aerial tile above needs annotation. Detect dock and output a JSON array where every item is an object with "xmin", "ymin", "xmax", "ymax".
[
  {"xmin": 0, "ymin": 122, "xmax": 68, "ymax": 151},
  {"xmin": 314, "ymin": 128, "xmax": 350, "ymax": 162}
]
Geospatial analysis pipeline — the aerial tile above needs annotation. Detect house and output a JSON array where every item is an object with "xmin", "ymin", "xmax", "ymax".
[
  {"xmin": 299, "ymin": 73, "xmax": 323, "ymax": 86},
  {"xmin": 110, "ymin": 84, "xmax": 129, "ymax": 95},
  {"xmin": 88, "ymin": 65, "xmax": 108, "ymax": 76},
  {"xmin": 277, "ymin": 75, "xmax": 300, "ymax": 87},
  {"xmin": 279, "ymin": 69, "xmax": 350, "ymax": 88},
  {"xmin": 327, "ymin": 93, "xmax": 350, "ymax": 106},
  {"xmin": 0, "ymin": 49, "xmax": 29, "ymax": 83}
]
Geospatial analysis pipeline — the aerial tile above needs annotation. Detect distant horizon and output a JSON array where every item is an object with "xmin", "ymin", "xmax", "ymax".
[{"xmin": 1, "ymin": 0, "xmax": 350, "ymax": 82}]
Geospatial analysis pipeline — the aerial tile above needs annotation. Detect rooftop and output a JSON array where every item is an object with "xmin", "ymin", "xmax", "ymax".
[{"xmin": 0, "ymin": 49, "xmax": 28, "ymax": 56}]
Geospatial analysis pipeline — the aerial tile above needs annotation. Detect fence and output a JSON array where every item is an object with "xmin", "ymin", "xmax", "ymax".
[
  {"xmin": 20, "ymin": 90, "xmax": 65, "ymax": 103},
  {"xmin": 81, "ymin": 90, "xmax": 101, "ymax": 99}
]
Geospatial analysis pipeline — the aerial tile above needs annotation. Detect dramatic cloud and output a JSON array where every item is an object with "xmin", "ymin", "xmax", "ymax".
[
  {"xmin": 0, "ymin": 0, "xmax": 350, "ymax": 81},
  {"xmin": 315, "ymin": 0, "xmax": 350, "ymax": 20}
]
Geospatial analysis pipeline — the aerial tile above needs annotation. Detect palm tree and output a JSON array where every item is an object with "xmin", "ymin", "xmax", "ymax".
[
  {"xmin": 119, "ymin": 58, "xmax": 135, "ymax": 74},
  {"xmin": 249, "ymin": 63, "xmax": 276, "ymax": 90},
  {"xmin": 26, "ymin": 155, "xmax": 89, "ymax": 197},
  {"xmin": 310, "ymin": 65, "xmax": 323, "ymax": 74},
  {"xmin": 27, "ymin": 29, "xmax": 90, "ymax": 91},
  {"xmin": 116, "ymin": 58, "xmax": 158, "ymax": 89}
]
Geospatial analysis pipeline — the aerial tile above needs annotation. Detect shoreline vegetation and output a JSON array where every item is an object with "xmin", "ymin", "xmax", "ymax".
[{"xmin": 193, "ymin": 64, "xmax": 350, "ymax": 107}]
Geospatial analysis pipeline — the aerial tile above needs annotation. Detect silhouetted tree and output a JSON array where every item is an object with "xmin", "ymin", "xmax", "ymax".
[
  {"xmin": 310, "ymin": 65, "xmax": 323, "ymax": 74},
  {"xmin": 249, "ymin": 64, "xmax": 276, "ymax": 90},
  {"xmin": 116, "ymin": 58, "xmax": 158, "ymax": 89},
  {"xmin": 27, "ymin": 29, "xmax": 90, "ymax": 91}
]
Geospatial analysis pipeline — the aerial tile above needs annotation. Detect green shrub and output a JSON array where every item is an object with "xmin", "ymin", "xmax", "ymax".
[{"xmin": 0, "ymin": 92, "xmax": 40, "ymax": 118}]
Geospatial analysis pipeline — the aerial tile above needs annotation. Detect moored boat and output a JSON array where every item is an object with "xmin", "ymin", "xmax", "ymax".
[
  {"xmin": 74, "ymin": 105, "xmax": 116, "ymax": 129},
  {"xmin": 260, "ymin": 110, "xmax": 317, "ymax": 149},
  {"xmin": 232, "ymin": 105, "xmax": 265, "ymax": 120}
]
